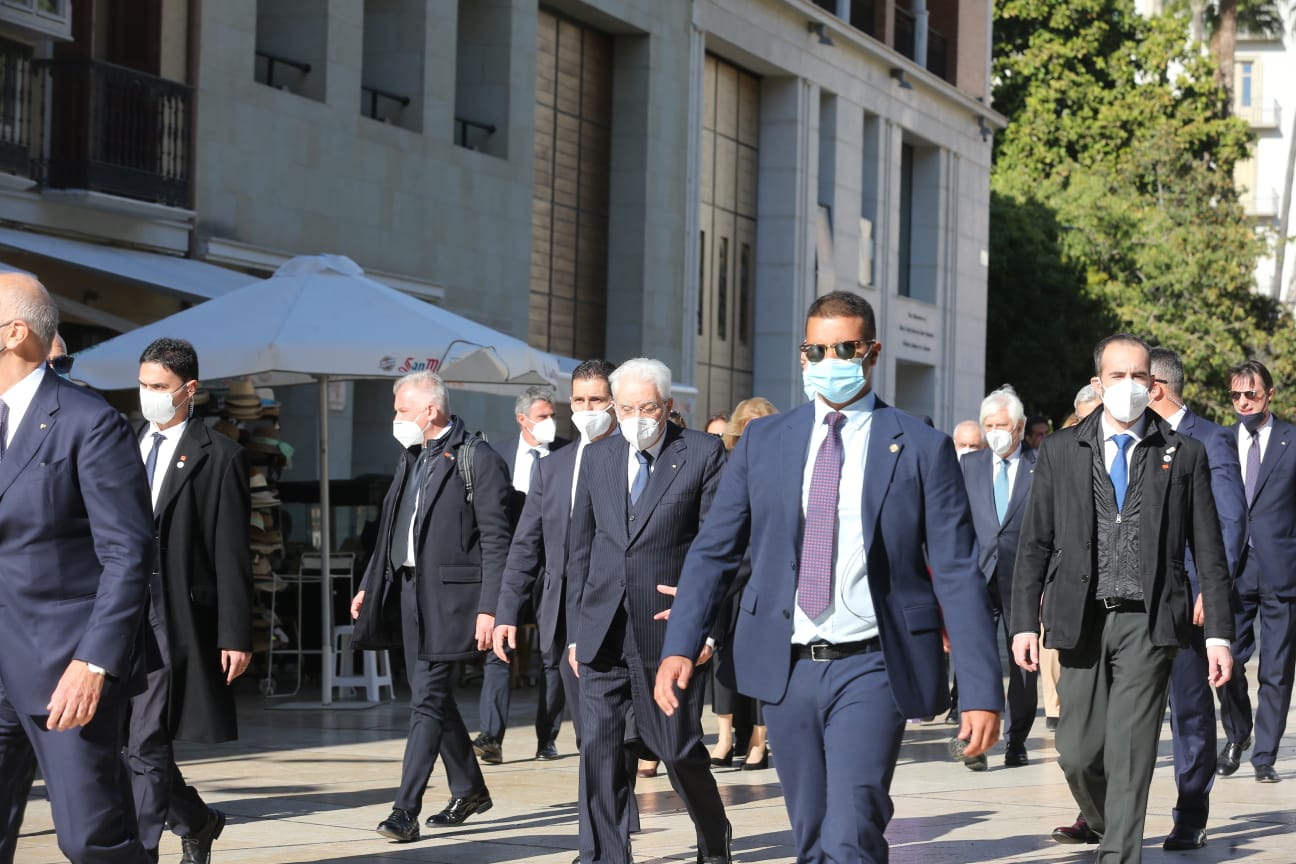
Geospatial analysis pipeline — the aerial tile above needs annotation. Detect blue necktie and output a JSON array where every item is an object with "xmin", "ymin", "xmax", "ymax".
[
  {"xmin": 1110, "ymin": 433, "xmax": 1132, "ymax": 511},
  {"xmin": 144, "ymin": 432, "xmax": 166, "ymax": 488},
  {"xmin": 630, "ymin": 451, "xmax": 651, "ymax": 506},
  {"xmin": 993, "ymin": 458, "xmax": 1010, "ymax": 524}
]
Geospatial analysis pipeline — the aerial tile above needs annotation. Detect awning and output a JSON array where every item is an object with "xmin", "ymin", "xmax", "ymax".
[{"xmin": 0, "ymin": 227, "xmax": 253, "ymax": 301}]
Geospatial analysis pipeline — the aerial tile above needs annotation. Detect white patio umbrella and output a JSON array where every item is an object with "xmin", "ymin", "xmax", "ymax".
[{"xmin": 74, "ymin": 254, "xmax": 563, "ymax": 705}]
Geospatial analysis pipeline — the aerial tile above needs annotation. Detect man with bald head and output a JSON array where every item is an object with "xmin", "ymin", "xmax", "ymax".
[
  {"xmin": 0, "ymin": 274, "xmax": 155, "ymax": 863},
  {"xmin": 952, "ymin": 419, "xmax": 986, "ymax": 457}
]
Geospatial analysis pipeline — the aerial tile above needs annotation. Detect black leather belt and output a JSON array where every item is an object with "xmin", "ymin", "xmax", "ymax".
[
  {"xmin": 793, "ymin": 638, "xmax": 881, "ymax": 662},
  {"xmin": 1098, "ymin": 597, "xmax": 1145, "ymax": 613}
]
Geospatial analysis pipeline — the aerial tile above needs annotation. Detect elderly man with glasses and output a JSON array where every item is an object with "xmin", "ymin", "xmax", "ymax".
[{"xmin": 565, "ymin": 357, "xmax": 730, "ymax": 864}]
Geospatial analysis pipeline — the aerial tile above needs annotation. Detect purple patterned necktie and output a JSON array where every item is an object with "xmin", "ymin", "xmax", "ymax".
[{"xmin": 798, "ymin": 411, "xmax": 845, "ymax": 619}]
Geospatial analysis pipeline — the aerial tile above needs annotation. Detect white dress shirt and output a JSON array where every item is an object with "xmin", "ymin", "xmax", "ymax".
[
  {"xmin": 0, "ymin": 364, "xmax": 45, "ymax": 451},
  {"xmin": 139, "ymin": 419, "xmax": 188, "ymax": 508},
  {"xmin": 570, "ymin": 437, "xmax": 590, "ymax": 514},
  {"xmin": 792, "ymin": 391, "xmax": 878, "ymax": 645},
  {"xmin": 1166, "ymin": 404, "xmax": 1187, "ymax": 431},
  {"xmin": 401, "ymin": 425, "xmax": 451, "ymax": 567},
  {"xmin": 1236, "ymin": 413, "xmax": 1273, "ymax": 467},
  {"xmin": 512, "ymin": 436, "xmax": 551, "ymax": 495}
]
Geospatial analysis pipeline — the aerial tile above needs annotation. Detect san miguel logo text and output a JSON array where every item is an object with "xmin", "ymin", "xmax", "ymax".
[{"xmin": 379, "ymin": 356, "xmax": 442, "ymax": 373}]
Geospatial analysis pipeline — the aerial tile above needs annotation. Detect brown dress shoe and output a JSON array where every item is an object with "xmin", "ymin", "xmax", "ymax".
[{"xmin": 1052, "ymin": 813, "xmax": 1099, "ymax": 844}]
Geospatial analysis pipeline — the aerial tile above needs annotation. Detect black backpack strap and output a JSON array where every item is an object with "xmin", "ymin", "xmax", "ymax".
[{"xmin": 457, "ymin": 433, "xmax": 482, "ymax": 503}]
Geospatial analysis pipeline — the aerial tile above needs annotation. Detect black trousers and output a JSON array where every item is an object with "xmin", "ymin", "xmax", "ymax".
[{"xmin": 479, "ymin": 636, "xmax": 566, "ymax": 746}]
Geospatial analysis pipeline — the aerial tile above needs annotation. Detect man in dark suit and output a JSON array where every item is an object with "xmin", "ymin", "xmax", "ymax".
[
  {"xmin": 566, "ymin": 358, "xmax": 729, "ymax": 864},
  {"xmin": 960, "ymin": 385, "xmax": 1038, "ymax": 768},
  {"xmin": 475, "ymin": 384, "xmax": 570, "ymax": 764},
  {"xmin": 1216, "ymin": 359, "xmax": 1296, "ymax": 784},
  {"xmin": 657, "ymin": 291, "xmax": 1003, "ymax": 864},
  {"xmin": 130, "ymin": 338, "xmax": 253, "ymax": 863},
  {"xmin": 350, "ymin": 371, "xmax": 512, "ymax": 842},
  {"xmin": 0, "ymin": 273, "xmax": 155, "ymax": 864},
  {"xmin": 1145, "ymin": 347, "xmax": 1247, "ymax": 847},
  {"xmin": 1012, "ymin": 333, "xmax": 1234, "ymax": 864}
]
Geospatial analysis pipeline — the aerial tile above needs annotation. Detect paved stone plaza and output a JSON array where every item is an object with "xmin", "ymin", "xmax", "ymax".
[{"xmin": 14, "ymin": 677, "xmax": 1292, "ymax": 863}]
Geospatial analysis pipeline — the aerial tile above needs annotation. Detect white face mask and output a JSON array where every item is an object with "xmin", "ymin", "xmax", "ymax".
[
  {"xmin": 984, "ymin": 428, "xmax": 1015, "ymax": 457},
  {"xmin": 528, "ymin": 417, "xmax": 557, "ymax": 446},
  {"xmin": 619, "ymin": 416, "xmax": 661, "ymax": 452},
  {"xmin": 392, "ymin": 418, "xmax": 428, "ymax": 449},
  {"xmin": 1101, "ymin": 379, "xmax": 1150, "ymax": 424},
  {"xmin": 955, "ymin": 446, "xmax": 978, "ymax": 457},
  {"xmin": 140, "ymin": 385, "xmax": 186, "ymax": 425},
  {"xmin": 572, "ymin": 408, "xmax": 614, "ymax": 442}
]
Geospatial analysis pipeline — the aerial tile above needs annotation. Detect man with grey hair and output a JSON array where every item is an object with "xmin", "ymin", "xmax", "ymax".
[
  {"xmin": 474, "ymin": 384, "xmax": 571, "ymax": 764},
  {"xmin": 566, "ymin": 357, "xmax": 731, "ymax": 864},
  {"xmin": 0, "ymin": 273, "xmax": 155, "ymax": 864},
  {"xmin": 1074, "ymin": 384, "xmax": 1102, "ymax": 421},
  {"xmin": 952, "ymin": 419, "xmax": 986, "ymax": 457},
  {"xmin": 351, "ymin": 370, "xmax": 512, "ymax": 843},
  {"xmin": 960, "ymin": 385, "xmax": 1038, "ymax": 768}
]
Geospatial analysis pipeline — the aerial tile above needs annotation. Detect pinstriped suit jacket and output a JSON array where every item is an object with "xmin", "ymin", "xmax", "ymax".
[{"xmin": 566, "ymin": 422, "xmax": 727, "ymax": 666}]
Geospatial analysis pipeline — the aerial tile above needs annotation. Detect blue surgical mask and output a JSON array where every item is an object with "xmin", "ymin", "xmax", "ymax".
[{"xmin": 802, "ymin": 357, "xmax": 868, "ymax": 405}]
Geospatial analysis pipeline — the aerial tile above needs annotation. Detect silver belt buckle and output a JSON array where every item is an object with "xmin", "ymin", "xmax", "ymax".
[
  {"xmin": 1102, "ymin": 597, "xmax": 1119, "ymax": 610},
  {"xmin": 810, "ymin": 643, "xmax": 831, "ymax": 661}
]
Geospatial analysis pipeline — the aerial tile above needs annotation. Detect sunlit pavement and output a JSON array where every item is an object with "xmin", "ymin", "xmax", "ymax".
[{"xmin": 15, "ymin": 673, "xmax": 1292, "ymax": 863}]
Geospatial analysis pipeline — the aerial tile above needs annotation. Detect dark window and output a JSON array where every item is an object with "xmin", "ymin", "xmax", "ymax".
[
  {"xmin": 716, "ymin": 237, "xmax": 729, "ymax": 342},
  {"xmin": 738, "ymin": 243, "xmax": 751, "ymax": 346}
]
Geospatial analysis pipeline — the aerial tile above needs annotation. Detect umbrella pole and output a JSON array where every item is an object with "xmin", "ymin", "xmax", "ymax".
[{"xmin": 319, "ymin": 376, "xmax": 334, "ymax": 705}]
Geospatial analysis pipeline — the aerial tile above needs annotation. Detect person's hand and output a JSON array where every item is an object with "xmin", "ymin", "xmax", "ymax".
[
  {"xmin": 1193, "ymin": 594, "xmax": 1205, "ymax": 627},
  {"xmin": 221, "ymin": 650, "xmax": 252, "ymax": 684},
  {"xmin": 1011, "ymin": 633, "xmax": 1039, "ymax": 672},
  {"xmin": 350, "ymin": 590, "xmax": 365, "ymax": 620},
  {"xmin": 696, "ymin": 643, "xmax": 714, "ymax": 666},
  {"xmin": 493, "ymin": 625, "xmax": 517, "ymax": 663},
  {"xmin": 652, "ymin": 584, "xmax": 677, "ymax": 621},
  {"xmin": 957, "ymin": 709, "xmax": 1002, "ymax": 758},
  {"xmin": 1206, "ymin": 645, "xmax": 1233, "ymax": 687},
  {"xmin": 475, "ymin": 614, "xmax": 495, "ymax": 651},
  {"xmin": 46, "ymin": 661, "xmax": 105, "ymax": 731},
  {"xmin": 568, "ymin": 644, "xmax": 579, "ymax": 678},
  {"xmin": 654, "ymin": 655, "xmax": 695, "ymax": 716}
]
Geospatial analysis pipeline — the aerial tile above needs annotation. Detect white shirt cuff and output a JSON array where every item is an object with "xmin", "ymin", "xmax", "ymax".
[{"xmin": 1204, "ymin": 638, "xmax": 1231, "ymax": 649}]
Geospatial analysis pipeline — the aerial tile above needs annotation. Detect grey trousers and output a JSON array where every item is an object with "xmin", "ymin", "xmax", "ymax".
[{"xmin": 1057, "ymin": 609, "xmax": 1176, "ymax": 864}]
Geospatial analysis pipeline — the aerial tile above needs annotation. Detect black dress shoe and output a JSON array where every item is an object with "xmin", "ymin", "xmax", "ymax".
[
  {"xmin": 1255, "ymin": 765, "xmax": 1281, "ymax": 783},
  {"xmin": 709, "ymin": 744, "xmax": 734, "ymax": 767},
  {"xmin": 741, "ymin": 748, "xmax": 769, "ymax": 771},
  {"xmin": 376, "ymin": 808, "xmax": 419, "ymax": 843},
  {"xmin": 1052, "ymin": 814, "xmax": 1099, "ymax": 844},
  {"xmin": 1217, "ymin": 739, "xmax": 1250, "ymax": 776},
  {"xmin": 425, "ymin": 789, "xmax": 493, "ymax": 826},
  {"xmin": 1004, "ymin": 743, "xmax": 1028, "ymax": 767},
  {"xmin": 1163, "ymin": 824, "xmax": 1207, "ymax": 850},
  {"xmin": 473, "ymin": 734, "xmax": 503, "ymax": 765},
  {"xmin": 536, "ymin": 740, "xmax": 560, "ymax": 760},
  {"xmin": 1045, "ymin": 716, "xmax": 1059, "ymax": 732},
  {"xmin": 179, "ymin": 808, "xmax": 225, "ymax": 864}
]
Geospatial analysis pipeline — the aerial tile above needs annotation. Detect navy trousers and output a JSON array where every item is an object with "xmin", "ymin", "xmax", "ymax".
[{"xmin": 1166, "ymin": 619, "xmax": 1216, "ymax": 830}]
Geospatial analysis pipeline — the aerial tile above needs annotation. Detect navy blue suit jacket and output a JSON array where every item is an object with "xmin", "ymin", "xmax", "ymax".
[
  {"xmin": 0, "ymin": 370, "xmax": 154, "ymax": 714},
  {"xmin": 1235, "ymin": 416, "xmax": 1296, "ymax": 596},
  {"xmin": 566, "ymin": 423, "xmax": 727, "ymax": 667},
  {"xmin": 961, "ymin": 445, "xmax": 1036, "ymax": 602},
  {"xmin": 661, "ymin": 399, "xmax": 1004, "ymax": 719},
  {"xmin": 497, "ymin": 439, "xmax": 581, "ymax": 649},
  {"xmin": 1178, "ymin": 410, "xmax": 1246, "ymax": 589}
]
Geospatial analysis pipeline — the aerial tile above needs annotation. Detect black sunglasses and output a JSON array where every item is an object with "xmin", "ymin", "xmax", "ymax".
[
  {"xmin": 1229, "ymin": 389, "xmax": 1263, "ymax": 402},
  {"xmin": 49, "ymin": 355, "xmax": 74, "ymax": 375},
  {"xmin": 799, "ymin": 340, "xmax": 874, "ymax": 364}
]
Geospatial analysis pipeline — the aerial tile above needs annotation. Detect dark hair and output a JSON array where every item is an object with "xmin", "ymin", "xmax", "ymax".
[
  {"xmin": 1148, "ymin": 347, "xmax": 1185, "ymax": 397},
  {"xmin": 707, "ymin": 411, "xmax": 730, "ymax": 425},
  {"xmin": 140, "ymin": 337, "xmax": 199, "ymax": 382},
  {"xmin": 1026, "ymin": 414, "xmax": 1050, "ymax": 431},
  {"xmin": 1092, "ymin": 332, "xmax": 1150, "ymax": 376},
  {"xmin": 1228, "ymin": 359, "xmax": 1273, "ymax": 392},
  {"xmin": 806, "ymin": 291, "xmax": 877, "ymax": 340},
  {"xmin": 571, "ymin": 358, "xmax": 616, "ymax": 383}
]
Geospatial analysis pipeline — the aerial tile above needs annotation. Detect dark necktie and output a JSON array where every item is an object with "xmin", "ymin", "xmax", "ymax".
[
  {"xmin": 1245, "ymin": 430, "xmax": 1261, "ymax": 506},
  {"xmin": 527, "ymin": 447, "xmax": 541, "ymax": 487},
  {"xmin": 799, "ymin": 412, "xmax": 846, "ymax": 619},
  {"xmin": 630, "ymin": 451, "xmax": 652, "ymax": 506},
  {"xmin": 0, "ymin": 398, "xmax": 8, "ymax": 462},
  {"xmin": 144, "ymin": 432, "xmax": 166, "ymax": 488},
  {"xmin": 390, "ymin": 448, "xmax": 431, "ymax": 564},
  {"xmin": 993, "ymin": 458, "xmax": 1010, "ymax": 524},
  {"xmin": 1110, "ymin": 433, "xmax": 1132, "ymax": 512}
]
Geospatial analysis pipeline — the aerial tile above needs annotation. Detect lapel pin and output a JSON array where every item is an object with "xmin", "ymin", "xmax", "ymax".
[
  {"xmin": 39, "ymin": 423, "xmax": 46, "ymax": 429},
  {"xmin": 889, "ymin": 444, "xmax": 899, "ymax": 453},
  {"xmin": 671, "ymin": 464, "xmax": 678, "ymax": 469},
  {"xmin": 175, "ymin": 461, "xmax": 185, "ymax": 469},
  {"xmin": 1161, "ymin": 464, "xmax": 1170, "ymax": 470},
  {"xmin": 1162, "ymin": 454, "xmax": 1172, "ymax": 463}
]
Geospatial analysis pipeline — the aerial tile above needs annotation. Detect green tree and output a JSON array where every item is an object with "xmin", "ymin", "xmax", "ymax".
[{"xmin": 988, "ymin": 0, "xmax": 1296, "ymax": 423}]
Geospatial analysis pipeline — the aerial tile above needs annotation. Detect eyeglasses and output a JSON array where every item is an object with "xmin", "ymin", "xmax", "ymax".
[
  {"xmin": 49, "ymin": 355, "xmax": 74, "ymax": 375},
  {"xmin": 799, "ymin": 340, "xmax": 875, "ymax": 364},
  {"xmin": 617, "ymin": 401, "xmax": 663, "ymax": 417},
  {"xmin": 1229, "ymin": 390, "xmax": 1265, "ymax": 402}
]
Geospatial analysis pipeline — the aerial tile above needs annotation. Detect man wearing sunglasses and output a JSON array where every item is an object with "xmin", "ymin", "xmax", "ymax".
[
  {"xmin": 656, "ymin": 290, "xmax": 1003, "ymax": 863},
  {"xmin": 1217, "ymin": 360, "xmax": 1295, "ymax": 785},
  {"xmin": 47, "ymin": 333, "xmax": 74, "ymax": 379}
]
